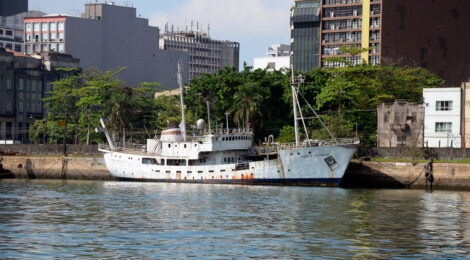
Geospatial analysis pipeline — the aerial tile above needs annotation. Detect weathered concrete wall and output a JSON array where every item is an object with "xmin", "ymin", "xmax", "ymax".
[
  {"xmin": 0, "ymin": 156, "xmax": 113, "ymax": 180},
  {"xmin": 344, "ymin": 161, "xmax": 470, "ymax": 190},
  {"xmin": 377, "ymin": 100, "xmax": 423, "ymax": 148},
  {"xmin": 358, "ymin": 147, "xmax": 470, "ymax": 161},
  {"xmin": 0, "ymin": 144, "xmax": 101, "ymax": 156}
]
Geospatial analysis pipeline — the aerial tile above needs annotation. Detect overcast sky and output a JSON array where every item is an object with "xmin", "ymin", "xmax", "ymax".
[{"xmin": 30, "ymin": 0, "xmax": 292, "ymax": 68}]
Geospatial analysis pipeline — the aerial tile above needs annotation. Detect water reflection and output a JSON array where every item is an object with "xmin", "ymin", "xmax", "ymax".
[{"xmin": 1, "ymin": 179, "xmax": 470, "ymax": 258}]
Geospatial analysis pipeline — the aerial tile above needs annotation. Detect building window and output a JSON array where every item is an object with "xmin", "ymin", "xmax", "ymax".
[
  {"xmin": 26, "ymin": 23, "xmax": 32, "ymax": 32},
  {"xmin": 42, "ymin": 22, "xmax": 49, "ymax": 31},
  {"xmin": 58, "ymin": 32, "xmax": 64, "ymax": 41},
  {"xmin": 6, "ymin": 102, "xmax": 12, "ymax": 113},
  {"xmin": 58, "ymin": 43, "xmax": 64, "ymax": 53},
  {"xmin": 58, "ymin": 22, "xmax": 64, "ymax": 31},
  {"xmin": 435, "ymin": 122, "xmax": 452, "ymax": 133},
  {"xmin": 50, "ymin": 44, "xmax": 57, "ymax": 51},
  {"xmin": 33, "ymin": 23, "xmax": 40, "ymax": 31},
  {"xmin": 14, "ymin": 44, "xmax": 22, "ymax": 52},
  {"xmin": 26, "ymin": 34, "xmax": 32, "ymax": 42},
  {"xmin": 42, "ymin": 33, "xmax": 49, "ymax": 42},
  {"xmin": 50, "ymin": 22, "xmax": 57, "ymax": 31},
  {"xmin": 436, "ymin": 101, "xmax": 453, "ymax": 111},
  {"xmin": 5, "ymin": 30, "xmax": 12, "ymax": 36},
  {"xmin": 0, "ymin": 29, "xmax": 3, "ymax": 35},
  {"xmin": 5, "ymin": 43, "xmax": 12, "ymax": 50}
]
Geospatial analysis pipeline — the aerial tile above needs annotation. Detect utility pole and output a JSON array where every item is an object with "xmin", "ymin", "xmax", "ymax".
[{"xmin": 63, "ymin": 111, "xmax": 67, "ymax": 156}]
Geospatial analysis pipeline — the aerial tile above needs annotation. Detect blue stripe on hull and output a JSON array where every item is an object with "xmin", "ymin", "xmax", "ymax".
[{"xmin": 115, "ymin": 177, "xmax": 342, "ymax": 187}]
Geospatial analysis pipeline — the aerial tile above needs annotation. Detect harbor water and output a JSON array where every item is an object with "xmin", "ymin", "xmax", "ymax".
[{"xmin": 1, "ymin": 179, "xmax": 470, "ymax": 258}]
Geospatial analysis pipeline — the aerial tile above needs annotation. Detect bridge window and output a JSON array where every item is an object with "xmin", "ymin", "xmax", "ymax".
[
  {"xmin": 167, "ymin": 159, "xmax": 184, "ymax": 166},
  {"xmin": 142, "ymin": 158, "xmax": 159, "ymax": 165}
]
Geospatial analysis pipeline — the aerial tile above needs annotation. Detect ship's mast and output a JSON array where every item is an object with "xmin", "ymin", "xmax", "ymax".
[
  {"xmin": 291, "ymin": 66, "xmax": 300, "ymax": 147},
  {"xmin": 178, "ymin": 61, "xmax": 186, "ymax": 141}
]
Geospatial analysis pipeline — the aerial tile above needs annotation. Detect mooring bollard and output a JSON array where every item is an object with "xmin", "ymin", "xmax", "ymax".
[{"xmin": 425, "ymin": 158, "xmax": 434, "ymax": 192}]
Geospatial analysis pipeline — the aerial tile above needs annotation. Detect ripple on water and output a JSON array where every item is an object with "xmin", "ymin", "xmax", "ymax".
[{"xmin": 1, "ymin": 179, "xmax": 470, "ymax": 258}]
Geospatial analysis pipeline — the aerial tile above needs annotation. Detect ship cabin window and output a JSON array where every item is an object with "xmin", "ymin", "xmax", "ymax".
[
  {"xmin": 168, "ymin": 144, "xmax": 171, "ymax": 148},
  {"xmin": 167, "ymin": 159, "xmax": 184, "ymax": 166},
  {"xmin": 142, "ymin": 158, "xmax": 159, "ymax": 165},
  {"xmin": 188, "ymin": 160, "xmax": 198, "ymax": 166}
]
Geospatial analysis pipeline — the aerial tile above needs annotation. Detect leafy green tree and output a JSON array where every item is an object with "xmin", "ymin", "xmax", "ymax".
[{"xmin": 232, "ymin": 82, "xmax": 270, "ymax": 131}]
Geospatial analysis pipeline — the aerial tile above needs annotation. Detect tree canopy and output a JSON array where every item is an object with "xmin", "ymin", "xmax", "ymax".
[{"xmin": 34, "ymin": 62, "xmax": 443, "ymax": 147}]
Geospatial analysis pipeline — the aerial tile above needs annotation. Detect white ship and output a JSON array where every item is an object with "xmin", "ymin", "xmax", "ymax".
[{"xmin": 99, "ymin": 63, "xmax": 358, "ymax": 186}]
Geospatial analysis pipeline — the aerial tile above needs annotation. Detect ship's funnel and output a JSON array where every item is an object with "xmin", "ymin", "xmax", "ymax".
[{"xmin": 161, "ymin": 128, "xmax": 182, "ymax": 142}]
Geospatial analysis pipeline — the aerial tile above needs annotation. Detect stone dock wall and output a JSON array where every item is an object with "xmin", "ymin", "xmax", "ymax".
[
  {"xmin": 1, "ymin": 156, "xmax": 470, "ymax": 189},
  {"xmin": 344, "ymin": 161, "xmax": 470, "ymax": 189},
  {"xmin": 0, "ymin": 156, "xmax": 113, "ymax": 180}
]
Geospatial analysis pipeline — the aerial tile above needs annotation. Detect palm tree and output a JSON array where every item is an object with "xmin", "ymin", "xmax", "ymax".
[{"xmin": 232, "ymin": 82, "xmax": 270, "ymax": 130}]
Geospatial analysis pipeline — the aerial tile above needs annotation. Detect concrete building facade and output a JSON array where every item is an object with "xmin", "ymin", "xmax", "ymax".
[
  {"xmin": 290, "ymin": 0, "xmax": 321, "ymax": 72},
  {"xmin": 0, "ymin": 0, "xmax": 28, "ymax": 17},
  {"xmin": 0, "ymin": 11, "xmax": 45, "ymax": 53},
  {"xmin": 0, "ymin": 48, "xmax": 79, "ymax": 143},
  {"xmin": 377, "ymin": 100, "xmax": 423, "ymax": 148},
  {"xmin": 423, "ymin": 88, "xmax": 462, "ymax": 148},
  {"xmin": 254, "ymin": 44, "xmax": 290, "ymax": 72},
  {"xmin": 24, "ymin": 3, "xmax": 188, "ymax": 88},
  {"xmin": 160, "ymin": 30, "xmax": 239, "ymax": 81},
  {"xmin": 291, "ymin": 0, "xmax": 470, "ymax": 86}
]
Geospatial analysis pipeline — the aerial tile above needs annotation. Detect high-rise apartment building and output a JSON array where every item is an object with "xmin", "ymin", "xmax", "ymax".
[
  {"xmin": 0, "ymin": 0, "xmax": 28, "ymax": 17},
  {"xmin": 291, "ymin": 0, "xmax": 470, "ymax": 87},
  {"xmin": 290, "ymin": 0, "xmax": 321, "ymax": 72},
  {"xmin": 24, "ymin": 2, "xmax": 188, "ymax": 88},
  {"xmin": 160, "ymin": 30, "xmax": 239, "ymax": 81}
]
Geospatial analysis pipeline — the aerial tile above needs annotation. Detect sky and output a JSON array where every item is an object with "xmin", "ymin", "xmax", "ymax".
[{"xmin": 29, "ymin": 0, "xmax": 292, "ymax": 68}]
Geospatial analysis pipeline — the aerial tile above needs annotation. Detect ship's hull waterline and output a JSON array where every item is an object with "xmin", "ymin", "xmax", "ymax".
[{"xmin": 103, "ymin": 145, "xmax": 356, "ymax": 187}]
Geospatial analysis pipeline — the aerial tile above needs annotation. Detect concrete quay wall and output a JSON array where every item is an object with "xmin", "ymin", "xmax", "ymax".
[
  {"xmin": 0, "ymin": 156, "xmax": 113, "ymax": 180},
  {"xmin": 0, "ymin": 144, "xmax": 101, "ymax": 156},
  {"xmin": 344, "ymin": 161, "xmax": 470, "ymax": 189},
  {"xmin": 2, "ymin": 156, "xmax": 470, "ymax": 190}
]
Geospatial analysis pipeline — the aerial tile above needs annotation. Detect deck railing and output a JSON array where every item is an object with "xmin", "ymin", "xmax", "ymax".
[{"xmin": 268, "ymin": 138, "xmax": 360, "ymax": 151}]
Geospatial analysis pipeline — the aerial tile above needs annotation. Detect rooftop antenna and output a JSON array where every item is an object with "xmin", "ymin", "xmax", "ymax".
[
  {"xmin": 165, "ymin": 22, "xmax": 168, "ymax": 33},
  {"xmin": 208, "ymin": 23, "xmax": 210, "ymax": 37},
  {"xmin": 197, "ymin": 21, "xmax": 199, "ymax": 32},
  {"xmin": 191, "ymin": 20, "xmax": 194, "ymax": 32},
  {"xmin": 171, "ymin": 24, "xmax": 174, "ymax": 33}
]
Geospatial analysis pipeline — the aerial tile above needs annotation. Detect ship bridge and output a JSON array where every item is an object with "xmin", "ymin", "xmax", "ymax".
[{"xmin": 147, "ymin": 128, "xmax": 253, "ymax": 160}]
